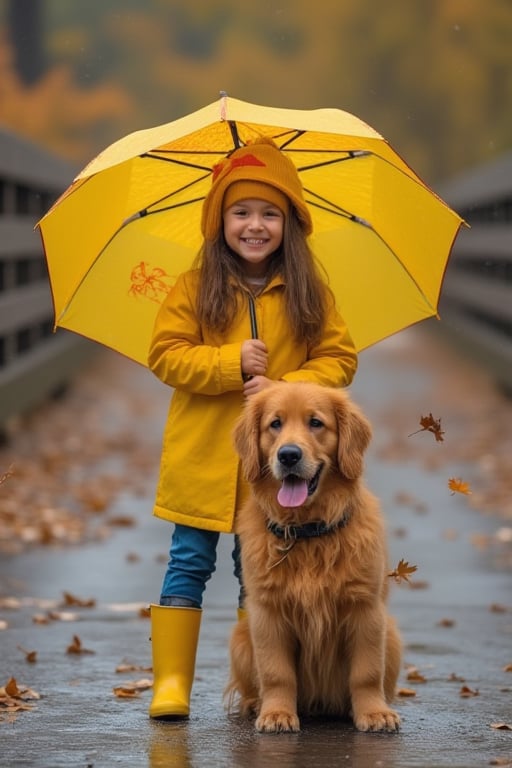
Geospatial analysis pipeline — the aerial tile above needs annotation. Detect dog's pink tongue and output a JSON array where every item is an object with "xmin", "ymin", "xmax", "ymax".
[{"xmin": 278, "ymin": 477, "xmax": 308, "ymax": 508}]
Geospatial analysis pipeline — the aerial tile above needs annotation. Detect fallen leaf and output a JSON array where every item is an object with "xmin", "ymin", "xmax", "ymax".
[
  {"xmin": 0, "ymin": 464, "xmax": 15, "ymax": 487},
  {"xmin": 490, "ymin": 603, "xmax": 508, "ymax": 613},
  {"xmin": 437, "ymin": 618, "xmax": 456, "ymax": 628},
  {"xmin": 388, "ymin": 559, "xmax": 418, "ymax": 584},
  {"xmin": 490, "ymin": 722, "xmax": 512, "ymax": 730},
  {"xmin": 17, "ymin": 646, "xmax": 37, "ymax": 663},
  {"xmin": 448, "ymin": 477, "xmax": 472, "ymax": 496},
  {"xmin": 397, "ymin": 687, "xmax": 417, "ymax": 697},
  {"xmin": 112, "ymin": 678, "xmax": 152, "ymax": 698},
  {"xmin": 503, "ymin": 664, "xmax": 512, "ymax": 672},
  {"xmin": 459, "ymin": 685, "xmax": 479, "ymax": 697},
  {"xmin": 66, "ymin": 635, "xmax": 95, "ymax": 655},
  {"xmin": 32, "ymin": 614, "xmax": 50, "ymax": 625},
  {"xmin": 489, "ymin": 758, "xmax": 512, "ymax": 766},
  {"xmin": 113, "ymin": 686, "xmax": 141, "ymax": 699},
  {"xmin": 409, "ymin": 414, "xmax": 445, "ymax": 442},
  {"xmin": 62, "ymin": 591, "xmax": 96, "ymax": 609},
  {"xmin": 0, "ymin": 677, "xmax": 40, "ymax": 703},
  {"xmin": 47, "ymin": 610, "xmax": 79, "ymax": 622},
  {"xmin": 406, "ymin": 668, "xmax": 427, "ymax": 683},
  {"xmin": 448, "ymin": 673, "xmax": 466, "ymax": 683},
  {"xmin": 116, "ymin": 662, "xmax": 152, "ymax": 674}
]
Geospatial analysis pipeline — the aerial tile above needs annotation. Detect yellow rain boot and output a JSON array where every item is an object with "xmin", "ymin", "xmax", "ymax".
[{"xmin": 149, "ymin": 604, "xmax": 201, "ymax": 719}]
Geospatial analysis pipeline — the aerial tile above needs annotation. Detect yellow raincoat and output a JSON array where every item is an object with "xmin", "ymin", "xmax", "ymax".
[{"xmin": 148, "ymin": 269, "xmax": 357, "ymax": 533}]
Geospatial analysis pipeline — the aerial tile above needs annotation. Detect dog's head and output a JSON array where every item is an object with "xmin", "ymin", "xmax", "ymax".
[{"xmin": 233, "ymin": 382, "xmax": 372, "ymax": 508}]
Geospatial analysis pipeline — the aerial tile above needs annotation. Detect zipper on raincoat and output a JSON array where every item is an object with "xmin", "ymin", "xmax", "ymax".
[
  {"xmin": 248, "ymin": 293, "xmax": 259, "ymax": 339},
  {"xmin": 242, "ymin": 292, "xmax": 259, "ymax": 383}
]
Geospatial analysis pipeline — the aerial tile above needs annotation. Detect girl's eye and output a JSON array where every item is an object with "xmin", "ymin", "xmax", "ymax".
[
  {"xmin": 269, "ymin": 419, "xmax": 282, "ymax": 430},
  {"xmin": 309, "ymin": 418, "xmax": 324, "ymax": 429}
]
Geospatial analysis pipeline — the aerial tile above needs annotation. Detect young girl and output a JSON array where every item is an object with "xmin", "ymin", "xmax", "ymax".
[{"xmin": 147, "ymin": 137, "xmax": 358, "ymax": 719}]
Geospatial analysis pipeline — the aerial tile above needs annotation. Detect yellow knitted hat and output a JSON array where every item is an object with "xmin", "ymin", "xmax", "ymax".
[
  {"xmin": 222, "ymin": 180, "xmax": 289, "ymax": 216},
  {"xmin": 201, "ymin": 137, "xmax": 313, "ymax": 240}
]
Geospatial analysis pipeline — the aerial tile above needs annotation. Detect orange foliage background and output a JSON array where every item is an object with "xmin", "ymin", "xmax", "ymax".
[{"xmin": 0, "ymin": 0, "xmax": 511, "ymax": 182}]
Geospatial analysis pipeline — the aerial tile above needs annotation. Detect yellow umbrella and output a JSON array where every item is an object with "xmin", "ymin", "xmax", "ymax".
[{"xmin": 38, "ymin": 94, "xmax": 465, "ymax": 365}]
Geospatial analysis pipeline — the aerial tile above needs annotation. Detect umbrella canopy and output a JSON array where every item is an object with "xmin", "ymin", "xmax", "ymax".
[{"xmin": 38, "ymin": 94, "xmax": 465, "ymax": 365}]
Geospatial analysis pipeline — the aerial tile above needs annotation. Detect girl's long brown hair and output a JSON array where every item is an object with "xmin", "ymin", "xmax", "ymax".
[{"xmin": 193, "ymin": 209, "xmax": 332, "ymax": 345}]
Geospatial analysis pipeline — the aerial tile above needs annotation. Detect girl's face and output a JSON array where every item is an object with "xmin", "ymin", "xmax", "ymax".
[{"xmin": 223, "ymin": 198, "xmax": 284, "ymax": 277}]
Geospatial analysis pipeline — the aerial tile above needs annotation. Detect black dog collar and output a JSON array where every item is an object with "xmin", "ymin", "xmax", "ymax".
[{"xmin": 266, "ymin": 511, "xmax": 350, "ymax": 541}]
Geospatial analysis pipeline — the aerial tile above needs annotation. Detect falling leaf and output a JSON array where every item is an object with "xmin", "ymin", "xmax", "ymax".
[
  {"xmin": 408, "ymin": 580, "xmax": 430, "ymax": 590},
  {"xmin": 17, "ymin": 646, "xmax": 37, "ymax": 663},
  {"xmin": 397, "ymin": 687, "xmax": 417, "ymax": 697},
  {"xmin": 62, "ymin": 591, "xmax": 96, "ymax": 609},
  {"xmin": 448, "ymin": 477, "xmax": 472, "ymax": 496},
  {"xmin": 409, "ymin": 413, "xmax": 445, "ymax": 442},
  {"xmin": 66, "ymin": 635, "xmax": 95, "ymax": 655},
  {"xmin": 459, "ymin": 685, "xmax": 479, "ymax": 697},
  {"xmin": 388, "ymin": 559, "xmax": 418, "ymax": 584},
  {"xmin": 490, "ymin": 722, "xmax": 512, "ymax": 730}
]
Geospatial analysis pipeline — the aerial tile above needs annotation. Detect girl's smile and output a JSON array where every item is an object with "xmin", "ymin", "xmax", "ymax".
[{"xmin": 223, "ymin": 198, "xmax": 284, "ymax": 277}]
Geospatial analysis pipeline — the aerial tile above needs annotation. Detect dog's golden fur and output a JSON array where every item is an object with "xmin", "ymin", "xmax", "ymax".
[{"xmin": 227, "ymin": 381, "xmax": 401, "ymax": 733}]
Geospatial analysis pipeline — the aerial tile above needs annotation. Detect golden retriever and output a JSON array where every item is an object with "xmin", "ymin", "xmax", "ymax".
[{"xmin": 227, "ymin": 381, "xmax": 401, "ymax": 733}]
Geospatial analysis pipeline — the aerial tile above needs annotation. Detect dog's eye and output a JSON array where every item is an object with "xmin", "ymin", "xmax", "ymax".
[
  {"xmin": 309, "ymin": 418, "xmax": 324, "ymax": 429},
  {"xmin": 269, "ymin": 418, "xmax": 282, "ymax": 430}
]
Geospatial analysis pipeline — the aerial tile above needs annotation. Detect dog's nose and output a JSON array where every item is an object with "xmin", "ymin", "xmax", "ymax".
[{"xmin": 277, "ymin": 444, "xmax": 302, "ymax": 468}]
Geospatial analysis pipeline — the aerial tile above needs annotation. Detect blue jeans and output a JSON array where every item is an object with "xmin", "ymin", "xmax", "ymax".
[{"xmin": 160, "ymin": 524, "xmax": 244, "ymax": 609}]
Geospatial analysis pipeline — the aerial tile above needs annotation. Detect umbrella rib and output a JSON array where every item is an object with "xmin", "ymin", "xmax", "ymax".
[
  {"xmin": 142, "ymin": 153, "xmax": 213, "ymax": 172},
  {"xmin": 138, "ymin": 171, "xmax": 211, "ymax": 213},
  {"xmin": 304, "ymin": 191, "xmax": 365, "ymax": 223},
  {"xmin": 138, "ymin": 197, "xmax": 205, "ymax": 217},
  {"xmin": 297, "ymin": 151, "xmax": 370, "ymax": 173},
  {"xmin": 228, "ymin": 121, "xmax": 242, "ymax": 149}
]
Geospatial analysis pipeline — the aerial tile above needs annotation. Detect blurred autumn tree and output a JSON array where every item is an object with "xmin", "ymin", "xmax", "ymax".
[{"xmin": 0, "ymin": 0, "xmax": 510, "ymax": 183}]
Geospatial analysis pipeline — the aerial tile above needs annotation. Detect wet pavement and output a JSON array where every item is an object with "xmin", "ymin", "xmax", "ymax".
[{"xmin": 1, "ymin": 326, "xmax": 512, "ymax": 767}]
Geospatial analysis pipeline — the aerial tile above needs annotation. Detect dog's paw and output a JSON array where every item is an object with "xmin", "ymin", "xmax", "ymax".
[
  {"xmin": 354, "ymin": 708, "xmax": 400, "ymax": 733},
  {"xmin": 256, "ymin": 710, "xmax": 300, "ymax": 733}
]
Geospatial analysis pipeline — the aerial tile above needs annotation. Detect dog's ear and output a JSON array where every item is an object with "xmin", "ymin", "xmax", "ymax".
[
  {"xmin": 334, "ymin": 392, "xmax": 372, "ymax": 480},
  {"xmin": 233, "ymin": 397, "xmax": 262, "ymax": 483}
]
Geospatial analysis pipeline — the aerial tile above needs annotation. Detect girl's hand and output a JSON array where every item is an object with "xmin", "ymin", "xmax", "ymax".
[
  {"xmin": 241, "ymin": 339, "xmax": 268, "ymax": 377},
  {"xmin": 243, "ymin": 375, "xmax": 274, "ymax": 397}
]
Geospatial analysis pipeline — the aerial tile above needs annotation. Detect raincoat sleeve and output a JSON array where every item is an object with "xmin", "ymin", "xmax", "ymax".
[
  {"xmin": 281, "ymin": 301, "xmax": 358, "ymax": 387},
  {"xmin": 148, "ymin": 271, "xmax": 242, "ymax": 394}
]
